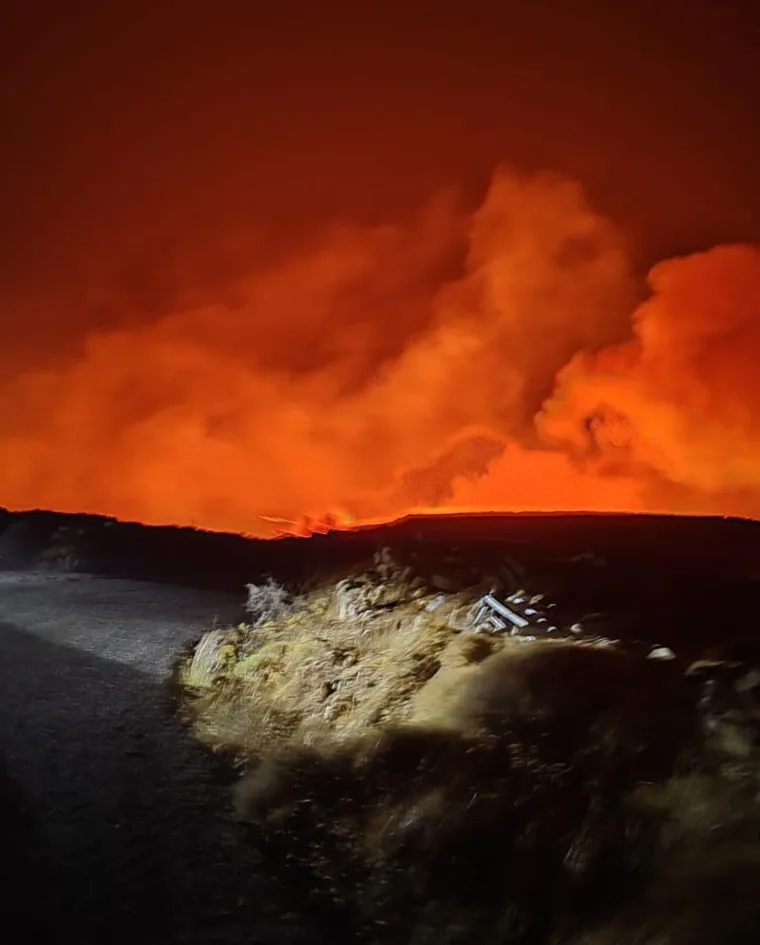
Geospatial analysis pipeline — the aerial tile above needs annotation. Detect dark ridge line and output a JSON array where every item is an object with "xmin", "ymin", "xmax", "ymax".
[
  {"xmin": 3, "ymin": 504, "xmax": 760, "ymax": 547},
  {"xmin": 3, "ymin": 505, "xmax": 760, "ymax": 597}
]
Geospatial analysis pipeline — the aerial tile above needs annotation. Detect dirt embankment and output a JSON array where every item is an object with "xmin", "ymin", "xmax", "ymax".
[
  {"xmin": 174, "ymin": 537, "xmax": 760, "ymax": 945},
  {"xmin": 5, "ymin": 508, "xmax": 760, "ymax": 943}
]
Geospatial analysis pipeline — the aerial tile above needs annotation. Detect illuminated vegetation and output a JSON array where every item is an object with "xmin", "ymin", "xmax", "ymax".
[{"xmin": 172, "ymin": 551, "xmax": 760, "ymax": 943}]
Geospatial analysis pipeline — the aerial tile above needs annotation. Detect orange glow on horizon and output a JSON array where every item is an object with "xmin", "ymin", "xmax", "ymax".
[{"xmin": 2, "ymin": 167, "xmax": 760, "ymax": 539}]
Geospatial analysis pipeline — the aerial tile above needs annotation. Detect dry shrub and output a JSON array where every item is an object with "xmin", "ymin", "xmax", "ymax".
[
  {"xmin": 176, "ymin": 572, "xmax": 760, "ymax": 943},
  {"xmin": 568, "ymin": 768, "xmax": 760, "ymax": 945},
  {"xmin": 177, "ymin": 586, "xmax": 488, "ymax": 757},
  {"xmin": 245, "ymin": 578, "xmax": 297, "ymax": 626},
  {"xmin": 452, "ymin": 641, "xmax": 696, "ymax": 777},
  {"xmin": 231, "ymin": 643, "xmax": 702, "ymax": 944}
]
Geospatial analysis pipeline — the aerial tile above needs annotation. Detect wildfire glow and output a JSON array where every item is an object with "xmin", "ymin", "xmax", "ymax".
[{"xmin": 2, "ymin": 167, "xmax": 760, "ymax": 537}]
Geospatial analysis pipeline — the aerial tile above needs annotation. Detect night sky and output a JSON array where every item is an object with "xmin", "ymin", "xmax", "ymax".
[{"xmin": 2, "ymin": 1, "xmax": 758, "ymax": 359}]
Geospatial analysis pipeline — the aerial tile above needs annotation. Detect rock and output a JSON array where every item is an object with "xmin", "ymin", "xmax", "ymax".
[
  {"xmin": 336, "ymin": 583, "xmax": 371, "ymax": 620},
  {"xmin": 430, "ymin": 574, "xmax": 455, "ymax": 592},
  {"xmin": 648, "ymin": 646, "xmax": 676, "ymax": 661},
  {"xmin": 370, "ymin": 584, "xmax": 406, "ymax": 608},
  {"xmin": 425, "ymin": 595, "xmax": 447, "ymax": 613},
  {"xmin": 447, "ymin": 606, "xmax": 473, "ymax": 631},
  {"xmin": 374, "ymin": 547, "xmax": 394, "ymax": 567}
]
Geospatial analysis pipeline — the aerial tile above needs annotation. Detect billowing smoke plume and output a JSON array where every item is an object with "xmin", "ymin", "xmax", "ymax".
[
  {"xmin": 1, "ymin": 167, "xmax": 759, "ymax": 535},
  {"xmin": 538, "ymin": 246, "xmax": 760, "ymax": 513}
]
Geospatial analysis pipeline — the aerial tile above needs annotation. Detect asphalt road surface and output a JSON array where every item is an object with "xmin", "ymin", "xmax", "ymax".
[{"xmin": 0, "ymin": 571, "xmax": 320, "ymax": 945}]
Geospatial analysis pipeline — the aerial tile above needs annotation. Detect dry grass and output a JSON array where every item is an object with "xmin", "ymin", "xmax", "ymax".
[
  {"xmin": 226, "ymin": 640, "xmax": 702, "ymax": 945},
  {"xmin": 174, "ymin": 558, "xmax": 619, "ymax": 761},
  {"xmin": 567, "ymin": 766, "xmax": 760, "ymax": 945},
  {"xmin": 172, "ymin": 555, "xmax": 760, "ymax": 943},
  {"xmin": 176, "ymin": 570, "xmax": 491, "ymax": 758},
  {"xmin": 232, "ymin": 723, "xmax": 659, "ymax": 944},
  {"xmin": 224, "ymin": 666, "xmax": 760, "ymax": 944}
]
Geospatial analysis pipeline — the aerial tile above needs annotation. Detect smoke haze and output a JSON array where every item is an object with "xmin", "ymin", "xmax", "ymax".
[
  {"xmin": 2, "ymin": 168, "xmax": 759, "ymax": 535},
  {"xmin": 2, "ymin": 2, "xmax": 760, "ymax": 534}
]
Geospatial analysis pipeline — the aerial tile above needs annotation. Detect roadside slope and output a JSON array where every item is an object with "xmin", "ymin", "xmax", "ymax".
[{"xmin": 0, "ymin": 572, "xmax": 319, "ymax": 945}]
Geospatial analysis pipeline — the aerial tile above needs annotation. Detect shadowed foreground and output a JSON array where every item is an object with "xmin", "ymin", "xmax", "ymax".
[
  {"xmin": 0, "ymin": 574, "xmax": 324, "ymax": 944},
  {"xmin": 3, "ymin": 514, "xmax": 760, "ymax": 943},
  {"xmin": 230, "ymin": 640, "xmax": 760, "ymax": 945}
]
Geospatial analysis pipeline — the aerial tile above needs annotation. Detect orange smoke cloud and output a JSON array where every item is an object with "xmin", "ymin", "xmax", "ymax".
[
  {"xmin": 534, "ymin": 244, "xmax": 760, "ymax": 517},
  {"xmin": 2, "ymin": 168, "xmax": 759, "ymax": 535}
]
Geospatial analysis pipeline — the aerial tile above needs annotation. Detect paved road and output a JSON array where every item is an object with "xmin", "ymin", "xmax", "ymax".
[{"xmin": 0, "ymin": 571, "xmax": 320, "ymax": 945}]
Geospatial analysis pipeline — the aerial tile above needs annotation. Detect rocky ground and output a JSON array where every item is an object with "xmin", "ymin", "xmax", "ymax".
[{"xmin": 4, "ymin": 506, "xmax": 760, "ymax": 943}]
